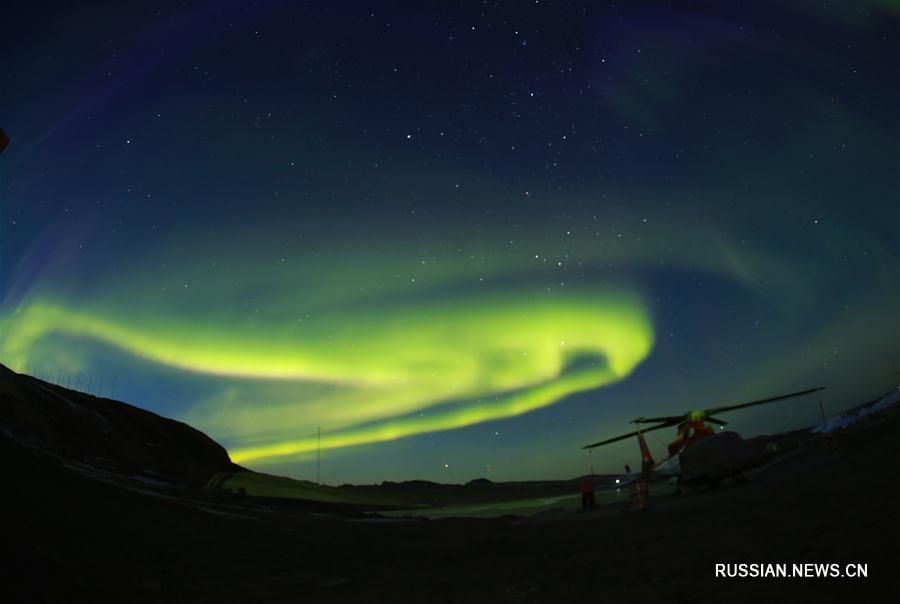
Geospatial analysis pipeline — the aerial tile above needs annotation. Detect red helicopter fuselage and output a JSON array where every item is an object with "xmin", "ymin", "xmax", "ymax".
[{"xmin": 667, "ymin": 420, "xmax": 716, "ymax": 457}]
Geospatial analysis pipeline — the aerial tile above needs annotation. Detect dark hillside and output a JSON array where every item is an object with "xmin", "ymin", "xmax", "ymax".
[{"xmin": 0, "ymin": 364, "xmax": 235, "ymax": 487}]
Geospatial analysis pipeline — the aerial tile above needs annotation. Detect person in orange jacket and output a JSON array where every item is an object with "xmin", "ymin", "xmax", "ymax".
[{"xmin": 580, "ymin": 477, "xmax": 595, "ymax": 509}]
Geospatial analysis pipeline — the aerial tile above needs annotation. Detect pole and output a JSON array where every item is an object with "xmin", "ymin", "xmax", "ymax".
[
  {"xmin": 317, "ymin": 427, "xmax": 321, "ymax": 485},
  {"xmin": 817, "ymin": 395, "xmax": 828, "ymax": 432},
  {"xmin": 817, "ymin": 394, "xmax": 834, "ymax": 450}
]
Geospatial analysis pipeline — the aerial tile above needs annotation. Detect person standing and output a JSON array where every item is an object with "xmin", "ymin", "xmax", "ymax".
[{"xmin": 580, "ymin": 477, "xmax": 595, "ymax": 509}]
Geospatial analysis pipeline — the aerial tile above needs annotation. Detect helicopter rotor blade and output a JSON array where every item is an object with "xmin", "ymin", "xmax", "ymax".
[
  {"xmin": 582, "ymin": 386, "xmax": 823, "ymax": 451},
  {"xmin": 630, "ymin": 415, "xmax": 684, "ymax": 424},
  {"xmin": 583, "ymin": 420, "xmax": 677, "ymax": 450},
  {"xmin": 704, "ymin": 386, "xmax": 825, "ymax": 417}
]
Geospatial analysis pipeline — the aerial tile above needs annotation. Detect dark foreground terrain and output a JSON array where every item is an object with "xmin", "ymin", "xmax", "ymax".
[{"xmin": 2, "ymin": 363, "xmax": 898, "ymax": 602}]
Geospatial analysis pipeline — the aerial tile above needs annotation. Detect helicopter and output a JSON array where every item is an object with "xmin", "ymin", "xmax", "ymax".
[{"xmin": 583, "ymin": 386, "xmax": 825, "ymax": 492}]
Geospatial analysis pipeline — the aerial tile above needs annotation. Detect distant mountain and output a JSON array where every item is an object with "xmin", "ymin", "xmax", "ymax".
[{"xmin": 0, "ymin": 363, "xmax": 236, "ymax": 487}]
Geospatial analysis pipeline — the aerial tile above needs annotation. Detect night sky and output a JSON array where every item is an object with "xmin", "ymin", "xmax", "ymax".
[{"xmin": 2, "ymin": 1, "xmax": 898, "ymax": 484}]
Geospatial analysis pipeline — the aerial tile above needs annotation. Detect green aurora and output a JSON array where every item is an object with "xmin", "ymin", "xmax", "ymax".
[
  {"xmin": 3, "ymin": 289, "xmax": 653, "ymax": 463},
  {"xmin": 3, "ymin": 202, "xmax": 895, "ymax": 470}
]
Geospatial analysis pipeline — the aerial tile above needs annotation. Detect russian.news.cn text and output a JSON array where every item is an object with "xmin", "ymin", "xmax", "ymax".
[{"xmin": 715, "ymin": 563, "xmax": 867, "ymax": 578}]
